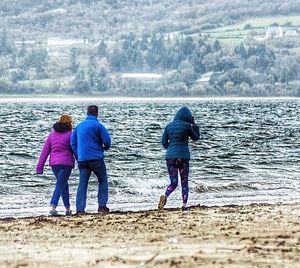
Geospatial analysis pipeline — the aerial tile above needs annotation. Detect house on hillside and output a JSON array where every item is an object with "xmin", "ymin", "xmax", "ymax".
[
  {"xmin": 253, "ymin": 35, "xmax": 268, "ymax": 41},
  {"xmin": 196, "ymin": 71, "xmax": 223, "ymax": 87},
  {"xmin": 121, "ymin": 73, "xmax": 163, "ymax": 79},
  {"xmin": 115, "ymin": 73, "xmax": 164, "ymax": 85},
  {"xmin": 265, "ymin": 26, "xmax": 283, "ymax": 38},
  {"xmin": 253, "ymin": 26, "xmax": 284, "ymax": 41},
  {"xmin": 14, "ymin": 40, "xmax": 36, "ymax": 46},
  {"xmin": 285, "ymin": 29, "xmax": 298, "ymax": 37},
  {"xmin": 46, "ymin": 38, "xmax": 89, "ymax": 60},
  {"xmin": 196, "ymin": 72, "xmax": 214, "ymax": 84},
  {"xmin": 47, "ymin": 38, "xmax": 89, "ymax": 46},
  {"xmin": 163, "ymin": 32, "xmax": 183, "ymax": 41},
  {"xmin": 14, "ymin": 40, "xmax": 41, "ymax": 53}
]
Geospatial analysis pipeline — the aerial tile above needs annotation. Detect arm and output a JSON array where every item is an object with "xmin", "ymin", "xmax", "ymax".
[
  {"xmin": 70, "ymin": 129, "xmax": 78, "ymax": 160},
  {"xmin": 189, "ymin": 124, "xmax": 200, "ymax": 141},
  {"xmin": 99, "ymin": 124, "xmax": 111, "ymax": 150},
  {"xmin": 36, "ymin": 134, "xmax": 51, "ymax": 174},
  {"xmin": 161, "ymin": 127, "xmax": 169, "ymax": 149}
]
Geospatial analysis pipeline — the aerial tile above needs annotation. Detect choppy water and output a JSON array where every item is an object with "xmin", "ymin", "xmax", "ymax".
[{"xmin": 0, "ymin": 97, "xmax": 299, "ymax": 218}]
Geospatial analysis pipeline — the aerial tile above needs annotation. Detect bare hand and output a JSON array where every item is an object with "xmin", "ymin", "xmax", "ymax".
[{"xmin": 191, "ymin": 115, "xmax": 195, "ymax": 125}]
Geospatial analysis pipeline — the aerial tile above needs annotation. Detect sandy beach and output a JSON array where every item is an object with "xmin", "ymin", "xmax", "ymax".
[{"xmin": 0, "ymin": 203, "xmax": 299, "ymax": 268}]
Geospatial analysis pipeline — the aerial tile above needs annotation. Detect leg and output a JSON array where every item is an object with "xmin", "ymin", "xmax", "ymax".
[
  {"xmin": 50, "ymin": 165, "xmax": 65, "ymax": 207},
  {"xmin": 165, "ymin": 159, "xmax": 178, "ymax": 197},
  {"xmin": 61, "ymin": 166, "xmax": 72, "ymax": 209},
  {"xmin": 91, "ymin": 159, "xmax": 108, "ymax": 207},
  {"xmin": 179, "ymin": 160, "xmax": 189, "ymax": 205},
  {"xmin": 159, "ymin": 160, "xmax": 178, "ymax": 210},
  {"xmin": 76, "ymin": 163, "xmax": 92, "ymax": 212},
  {"xmin": 62, "ymin": 183, "xmax": 70, "ymax": 209}
]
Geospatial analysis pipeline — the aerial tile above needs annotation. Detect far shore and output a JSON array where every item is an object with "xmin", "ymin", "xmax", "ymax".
[
  {"xmin": 0, "ymin": 94, "xmax": 299, "ymax": 103},
  {"xmin": 0, "ymin": 203, "xmax": 299, "ymax": 267}
]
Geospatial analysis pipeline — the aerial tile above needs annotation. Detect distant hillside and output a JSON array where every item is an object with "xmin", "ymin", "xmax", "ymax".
[
  {"xmin": 0, "ymin": 0, "xmax": 300, "ymax": 41},
  {"xmin": 0, "ymin": 0, "xmax": 300, "ymax": 97}
]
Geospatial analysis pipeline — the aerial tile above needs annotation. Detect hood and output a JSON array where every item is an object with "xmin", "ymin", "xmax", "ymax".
[
  {"xmin": 174, "ymin": 107, "xmax": 193, "ymax": 123},
  {"xmin": 53, "ymin": 122, "xmax": 70, "ymax": 133}
]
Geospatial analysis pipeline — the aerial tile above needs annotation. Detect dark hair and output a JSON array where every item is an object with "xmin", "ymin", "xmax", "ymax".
[{"xmin": 87, "ymin": 105, "xmax": 98, "ymax": 116}]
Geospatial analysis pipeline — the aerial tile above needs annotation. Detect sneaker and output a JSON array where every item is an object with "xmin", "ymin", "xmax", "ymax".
[
  {"xmin": 75, "ymin": 211, "xmax": 87, "ymax": 216},
  {"xmin": 181, "ymin": 206, "xmax": 189, "ymax": 212},
  {"xmin": 158, "ymin": 195, "xmax": 167, "ymax": 211},
  {"xmin": 98, "ymin": 206, "xmax": 109, "ymax": 214},
  {"xmin": 49, "ymin": 210, "xmax": 58, "ymax": 216},
  {"xmin": 65, "ymin": 210, "xmax": 73, "ymax": 216}
]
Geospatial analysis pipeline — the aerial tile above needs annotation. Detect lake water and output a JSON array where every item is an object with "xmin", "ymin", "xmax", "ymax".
[{"xmin": 0, "ymin": 97, "xmax": 299, "ymax": 217}]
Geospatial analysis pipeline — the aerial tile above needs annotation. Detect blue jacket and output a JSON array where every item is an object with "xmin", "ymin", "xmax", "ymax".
[
  {"xmin": 162, "ymin": 107, "xmax": 200, "ymax": 160},
  {"xmin": 70, "ymin": 115, "xmax": 111, "ymax": 162}
]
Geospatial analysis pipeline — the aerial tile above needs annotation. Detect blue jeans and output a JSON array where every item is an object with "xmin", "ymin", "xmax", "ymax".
[
  {"xmin": 76, "ymin": 159, "xmax": 108, "ymax": 211},
  {"xmin": 50, "ymin": 165, "xmax": 72, "ymax": 208}
]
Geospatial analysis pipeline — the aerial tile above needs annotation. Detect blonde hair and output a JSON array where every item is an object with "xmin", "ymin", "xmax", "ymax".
[{"xmin": 58, "ymin": 114, "xmax": 72, "ymax": 130}]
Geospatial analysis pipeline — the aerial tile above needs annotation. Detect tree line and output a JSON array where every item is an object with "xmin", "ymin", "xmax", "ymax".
[{"xmin": 0, "ymin": 29, "xmax": 299, "ymax": 96}]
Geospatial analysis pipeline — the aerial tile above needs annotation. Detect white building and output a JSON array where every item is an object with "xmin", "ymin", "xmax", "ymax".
[
  {"xmin": 121, "ymin": 73, "xmax": 163, "ymax": 79},
  {"xmin": 14, "ymin": 40, "xmax": 36, "ymax": 45},
  {"xmin": 47, "ymin": 38, "xmax": 89, "ymax": 46},
  {"xmin": 285, "ymin": 30, "xmax": 298, "ymax": 37},
  {"xmin": 196, "ymin": 72, "xmax": 213, "ymax": 84},
  {"xmin": 265, "ymin": 26, "xmax": 283, "ymax": 38}
]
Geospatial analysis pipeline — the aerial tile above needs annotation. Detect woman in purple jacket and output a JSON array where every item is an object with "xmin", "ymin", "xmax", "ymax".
[{"xmin": 36, "ymin": 115, "xmax": 75, "ymax": 216}]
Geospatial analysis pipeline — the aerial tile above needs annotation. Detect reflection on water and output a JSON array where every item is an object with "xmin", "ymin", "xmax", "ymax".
[{"xmin": 0, "ymin": 98, "xmax": 299, "ymax": 217}]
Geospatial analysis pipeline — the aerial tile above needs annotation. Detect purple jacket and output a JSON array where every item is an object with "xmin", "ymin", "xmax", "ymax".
[{"xmin": 36, "ymin": 123, "xmax": 75, "ymax": 174}]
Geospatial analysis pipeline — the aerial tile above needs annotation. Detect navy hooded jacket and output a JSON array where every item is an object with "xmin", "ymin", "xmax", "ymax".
[
  {"xmin": 70, "ymin": 115, "xmax": 111, "ymax": 162},
  {"xmin": 162, "ymin": 107, "xmax": 200, "ymax": 160}
]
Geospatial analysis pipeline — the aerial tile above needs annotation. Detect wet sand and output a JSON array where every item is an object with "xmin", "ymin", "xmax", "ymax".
[{"xmin": 0, "ymin": 203, "xmax": 299, "ymax": 268}]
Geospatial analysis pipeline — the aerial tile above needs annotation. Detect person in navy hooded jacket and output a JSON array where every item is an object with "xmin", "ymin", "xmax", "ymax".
[
  {"xmin": 159, "ymin": 107, "xmax": 200, "ymax": 211},
  {"xmin": 70, "ymin": 105, "xmax": 111, "ymax": 214}
]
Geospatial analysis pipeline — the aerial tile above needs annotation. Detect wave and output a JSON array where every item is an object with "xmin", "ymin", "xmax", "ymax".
[
  {"xmin": 204, "ymin": 164, "xmax": 249, "ymax": 170},
  {"xmin": 7, "ymin": 152, "xmax": 35, "ymax": 159},
  {"xmin": 0, "ymin": 99, "xmax": 299, "ymax": 217},
  {"xmin": 195, "ymin": 182, "xmax": 259, "ymax": 193}
]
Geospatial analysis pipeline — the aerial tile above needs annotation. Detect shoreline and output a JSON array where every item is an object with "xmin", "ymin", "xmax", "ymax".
[
  {"xmin": 1, "ymin": 202, "xmax": 299, "ymax": 221},
  {"xmin": 1, "ymin": 202, "xmax": 299, "ymax": 267},
  {"xmin": 0, "ymin": 94, "xmax": 299, "ymax": 102}
]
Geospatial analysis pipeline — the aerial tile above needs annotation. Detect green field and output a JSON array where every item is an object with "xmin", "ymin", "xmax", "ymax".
[
  {"xmin": 207, "ymin": 15, "xmax": 300, "ymax": 33},
  {"xmin": 202, "ymin": 15, "xmax": 300, "ymax": 47}
]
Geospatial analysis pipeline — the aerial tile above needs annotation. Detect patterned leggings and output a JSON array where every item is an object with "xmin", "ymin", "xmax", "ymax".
[{"xmin": 165, "ymin": 159, "xmax": 189, "ymax": 203}]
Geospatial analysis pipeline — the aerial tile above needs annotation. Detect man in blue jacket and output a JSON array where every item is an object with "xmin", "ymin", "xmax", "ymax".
[{"xmin": 71, "ymin": 105, "xmax": 111, "ymax": 214}]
